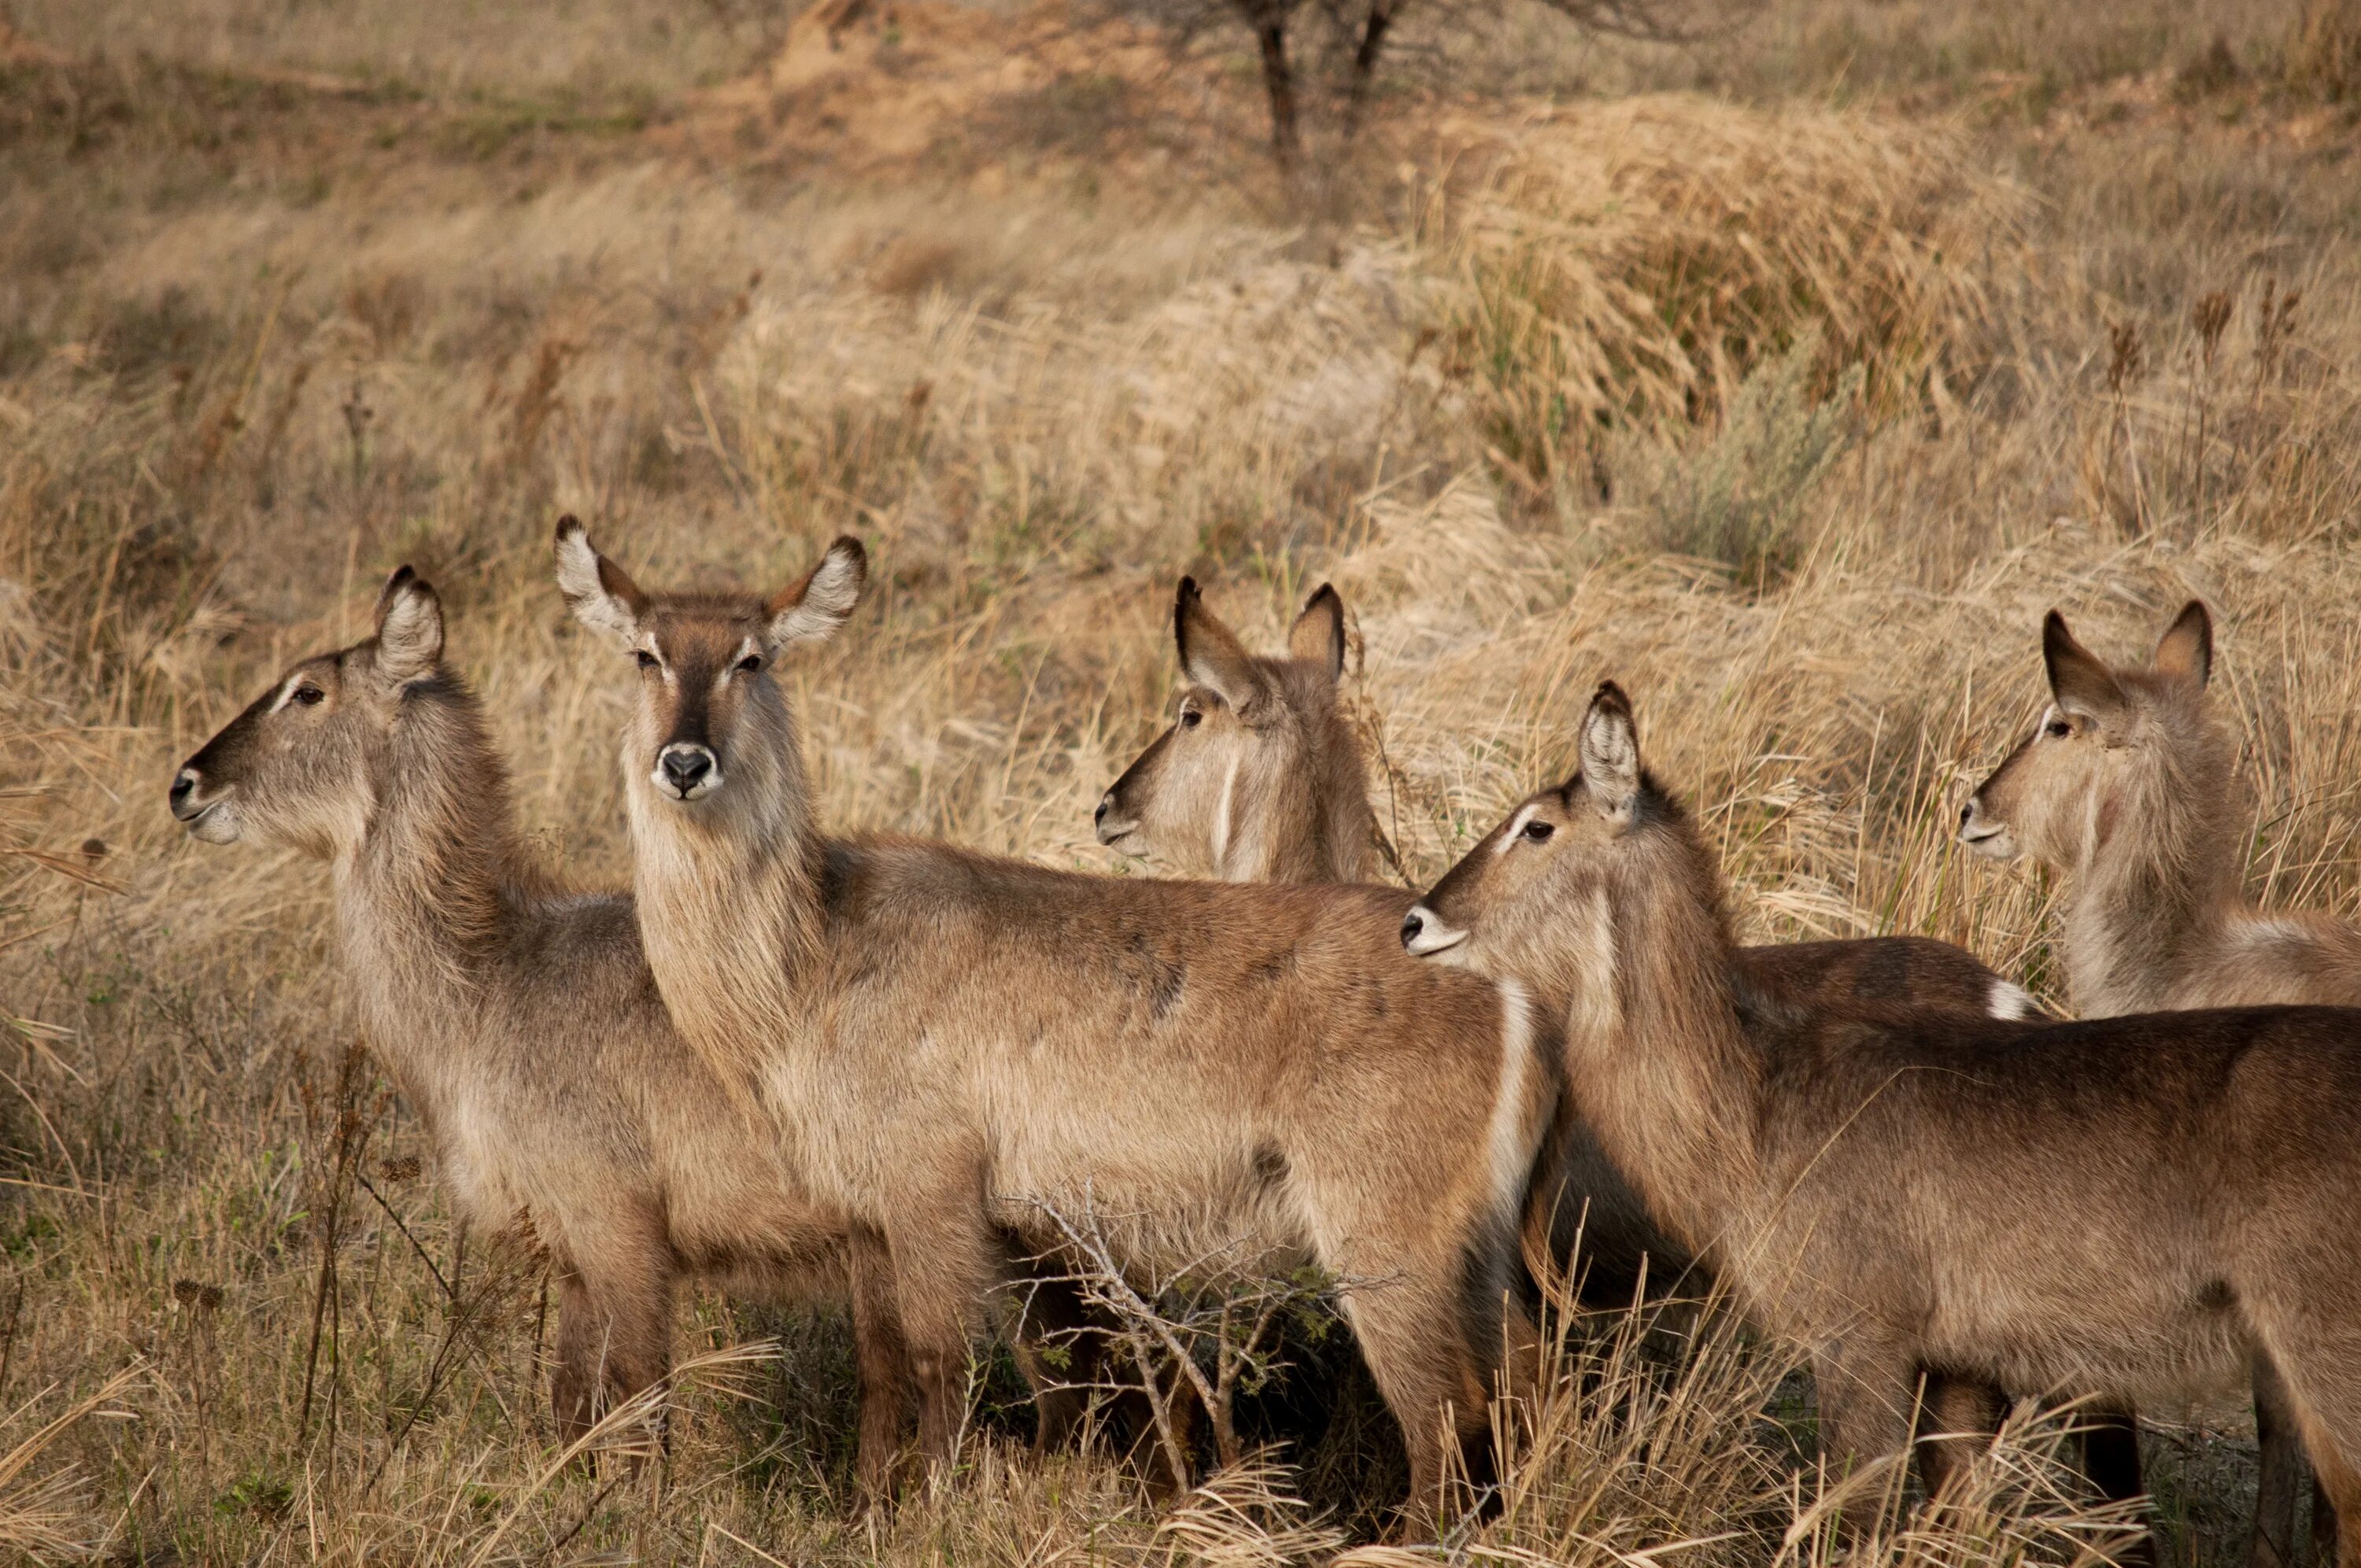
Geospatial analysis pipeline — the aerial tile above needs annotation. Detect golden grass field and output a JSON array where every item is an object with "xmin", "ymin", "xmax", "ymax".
[{"xmin": 2, "ymin": 0, "xmax": 2359, "ymax": 1559}]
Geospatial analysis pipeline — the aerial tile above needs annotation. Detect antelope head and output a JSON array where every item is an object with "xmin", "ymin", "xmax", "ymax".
[
  {"xmin": 1096, "ymin": 577, "xmax": 1352, "ymax": 880},
  {"xmin": 554, "ymin": 518, "xmax": 865, "ymax": 819},
  {"xmin": 169, "ymin": 568, "xmax": 447, "ymax": 858},
  {"xmin": 1401, "ymin": 681, "xmax": 1662, "ymax": 979},
  {"xmin": 1960, "ymin": 601, "xmax": 2215, "ymax": 871}
]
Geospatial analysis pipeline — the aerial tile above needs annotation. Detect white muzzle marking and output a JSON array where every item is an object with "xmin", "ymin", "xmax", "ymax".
[
  {"xmin": 653, "ymin": 743, "xmax": 723, "ymax": 802},
  {"xmin": 1402, "ymin": 903, "xmax": 1468, "ymax": 957}
]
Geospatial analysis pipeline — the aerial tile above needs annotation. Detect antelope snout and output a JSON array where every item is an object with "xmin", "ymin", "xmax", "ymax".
[
  {"xmin": 655, "ymin": 743, "xmax": 721, "ymax": 802},
  {"xmin": 1094, "ymin": 790, "xmax": 1136, "ymax": 847},
  {"xmin": 1956, "ymin": 795, "xmax": 2016, "ymax": 860},
  {"xmin": 1400, "ymin": 904, "xmax": 1468, "ymax": 957},
  {"xmin": 169, "ymin": 766, "xmax": 238, "ymax": 842}
]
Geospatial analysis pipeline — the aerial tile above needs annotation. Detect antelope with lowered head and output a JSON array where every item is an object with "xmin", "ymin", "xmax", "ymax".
[
  {"xmin": 1403, "ymin": 679, "xmax": 2361, "ymax": 1564},
  {"xmin": 1963, "ymin": 598, "xmax": 2348, "ymax": 1562},
  {"xmin": 553, "ymin": 520, "xmax": 1556, "ymax": 1528}
]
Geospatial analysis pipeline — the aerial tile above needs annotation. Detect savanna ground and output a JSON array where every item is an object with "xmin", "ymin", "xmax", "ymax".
[{"xmin": 3, "ymin": 0, "xmax": 2359, "ymax": 1559}]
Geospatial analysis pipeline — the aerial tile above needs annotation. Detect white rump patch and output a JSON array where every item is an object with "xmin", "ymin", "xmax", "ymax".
[{"xmin": 1986, "ymin": 980, "xmax": 2038, "ymax": 1021}]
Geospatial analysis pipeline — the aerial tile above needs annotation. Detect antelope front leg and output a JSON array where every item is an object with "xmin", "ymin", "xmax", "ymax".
[
  {"xmin": 885, "ymin": 1200, "xmax": 1000, "ymax": 1488},
  {"xmin": 848, "ymin": 1225, "xmax": 917, "ymax": 1503},
  {"xmin": 549, "ymin": 1247, "xmax": 674, "ymax": 1461},
  {"xmin": 1914, "ymin": 1374, "xmax": 2004, "ymax": 1503},
  {"xmin": 1810, "ymin": 1337, "xmax": 1918, "ymax": 1529},
  {"xmin": 2254, "ymin": 1352, "xmax": 2310, "ymax": 1568}
]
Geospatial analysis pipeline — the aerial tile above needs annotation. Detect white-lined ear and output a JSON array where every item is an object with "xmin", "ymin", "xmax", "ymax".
[
  {"xmin": 765, "ymin": 536, "xmax": 866, "ymax": 648},
  {"xmin": 1288, "ymin": 583, "xmax": 1348, "ymax": 683},
  {"xmin": 1578, "ymin": 681, "xmax": 1641, "ymax": 818},
  {"xmin": 553, "ymin": 515, "xmax": 647, "ymax": 647},
  {"xmin": 1174, "ymin": 577, "xmax": 1266, "ymax": 712},
  {"xmin": 2152, "ymin": 600, "xmax": 2212, "ymax": 690},
  {"xmin": 375, "ymin": 566, "xmax": 444, "ymax": 683}
]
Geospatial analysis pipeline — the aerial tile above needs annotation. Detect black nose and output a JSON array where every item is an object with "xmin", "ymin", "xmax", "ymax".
[
  {"xmin": 170, "ymin": 771, "xmax": 194, "ymax": 806},
  {"xmin": 1094, "ymin": 795, "xmax": 1111, "ymax": 825},
  {"xmin": 1959, "ymin": 801, "xmax": 1974, "ymax": 827},
  {"xmin": 1400, "ymin": 910, "xmax": 1423, "ymax": 946},
  {"xmin": 660, "ymin": 749, "xmax": 712, "ymax": 795}
]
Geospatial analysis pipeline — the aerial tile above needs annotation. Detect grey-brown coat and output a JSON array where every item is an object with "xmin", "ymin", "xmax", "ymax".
[
  {"xmin": 555, "ymin": 522, "xmax": 1556, "ymax": 1527},
  {"xmin": 168, "ymin": 571, "xmax": 848, "ymax": 1454},
  {"xmin": 1413, "ymin": 681, "xmax": 2361, "ymax": 1568}
]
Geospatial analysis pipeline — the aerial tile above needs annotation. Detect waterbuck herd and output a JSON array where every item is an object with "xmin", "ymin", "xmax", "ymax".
[{"xmin": 165, "ymin": 523, "xmax": 2361, "ymax": 1561}]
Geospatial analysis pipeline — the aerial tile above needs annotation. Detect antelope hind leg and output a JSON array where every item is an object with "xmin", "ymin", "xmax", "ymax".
[
  {"xmin": 2253, "ymin": 1352, "xmax": 2311, "ymax": 1568},
  {"xmin": 1913, "ymin": 1374, "xmax": 2004, "ymax": 1503},
  {"xmin": 1336, "ymin": 1268, "xmax": 1494, "ymax": 1539}
]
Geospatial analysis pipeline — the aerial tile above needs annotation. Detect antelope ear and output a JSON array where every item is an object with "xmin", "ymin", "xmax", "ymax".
[
  {"xmin": 1288, "ymin": 583, "xmax": 1347, "ymax": 683},
  {"xmin": 1578, "ymin": 681, "xmax": 1641, "ymax": 819},
  {"xmin": 554, "ymin": 516, "xmax": 648, "ymax": 647},
  {"xmin": 765, "ymin": 535, "xmax": 866, "ymax": 648},
  {"xmin": 374, "ymin": 566, "xmax": 444, "ymax": 684},
  {"xmin": 1174, "ymin": 577, "xmax": 1265, "ymax": 712},
  {"xmin": 2152, "ymin": 600, "xmax": 2213, "ymax": 690},
  {"xmin": 2043, "ymin": 612, "xmax": 2129, "ymax": 722}
]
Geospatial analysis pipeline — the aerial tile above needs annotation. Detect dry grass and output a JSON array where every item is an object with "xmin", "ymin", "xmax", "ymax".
[{"xmin": 2, "ymin": 0, "xmax": 2358, "ymax": 1560}]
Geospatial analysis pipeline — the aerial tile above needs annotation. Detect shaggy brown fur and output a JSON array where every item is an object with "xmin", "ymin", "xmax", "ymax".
[
  {"xmin": 1095, "ymin": 577, "xmax": 2052, "ymax": 1297},
  {"xmin": 553, "ymin": 522, "xmax": 1556, "ymax": 1529},
  {"xmin": 1964, "ymin": 599, "xmax": 2355, "ymax": 1564},
  {"xmin": 166, "ymin": 569, "xmax": 1130, "ymax": 1494},
  {"xmin": 1414, "ymin": 680, "xmax": 2361, "ymax": 1567},
  {"xmin": 168, "ymin": 570, "xmax": 850, "ymax": 1455},
  {"xmin": 1097, "ymin": 575, "xmax": 2141, "ymax": 1519}
]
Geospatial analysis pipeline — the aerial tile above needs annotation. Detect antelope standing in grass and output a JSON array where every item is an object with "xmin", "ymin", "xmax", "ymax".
[
  {"xmin": 165, "ymin": 568, "xmax": 1118, "ymax": 1492},
  {"xmin": 1406, "ymin": 678, "xmax": 2361, "ymax": 1566},
  {"xmin": 1096, "ymin": 577, "xmax": 2141, "ymax": 1510},
  {"xmin": 552, "ymin": 521, "xmax": 1555, "ymax": 1528},
  {"xmin": 166, "ymin": 570, "xmax": 855, "ymax": 1456},
  {"xmin": 1964, "ymin": 600, "xmax": 2346, "ymax": 1564}
]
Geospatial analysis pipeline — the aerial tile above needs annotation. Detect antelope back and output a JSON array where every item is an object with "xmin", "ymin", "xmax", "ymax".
[
  {"xmin": 171, "ymin": 570, "xmax": 452, "ymax": 857},
  {"xmin": 1961, "ymin": 600, "xmax": 2224, "ymax": 873},
  {"xmin": 1096, "ymin": 577, "xmax": 1372, "ymax": 884}
]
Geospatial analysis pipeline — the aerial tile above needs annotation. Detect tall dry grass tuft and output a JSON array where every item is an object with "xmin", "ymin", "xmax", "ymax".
[{"xmin": 1433, "ymin": 98, "xmax": 2029, "ymax": 496}]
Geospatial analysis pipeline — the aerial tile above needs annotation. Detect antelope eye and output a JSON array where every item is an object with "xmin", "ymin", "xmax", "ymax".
[
  {"xmin": 737, "ymin": 654, "xmax": 763, "ymax": 674},
  {"xmin": 635, "ymin": 650, "xmax": 660, "ymax": 670},
  {"xmin": 292, "ymin": 684, "xmax": 325, "ymax": 707},
  {"xmin": 1521, "ymin": 818, "xmax": 1555, "ymax": 842},
  {"xmin": 1179, "ymin": 704, "xmax": 1202, "ymax": 729},
  {"xmin": 2045, "ymin": 718, "xmax": 2072, "ymax": 739}
]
